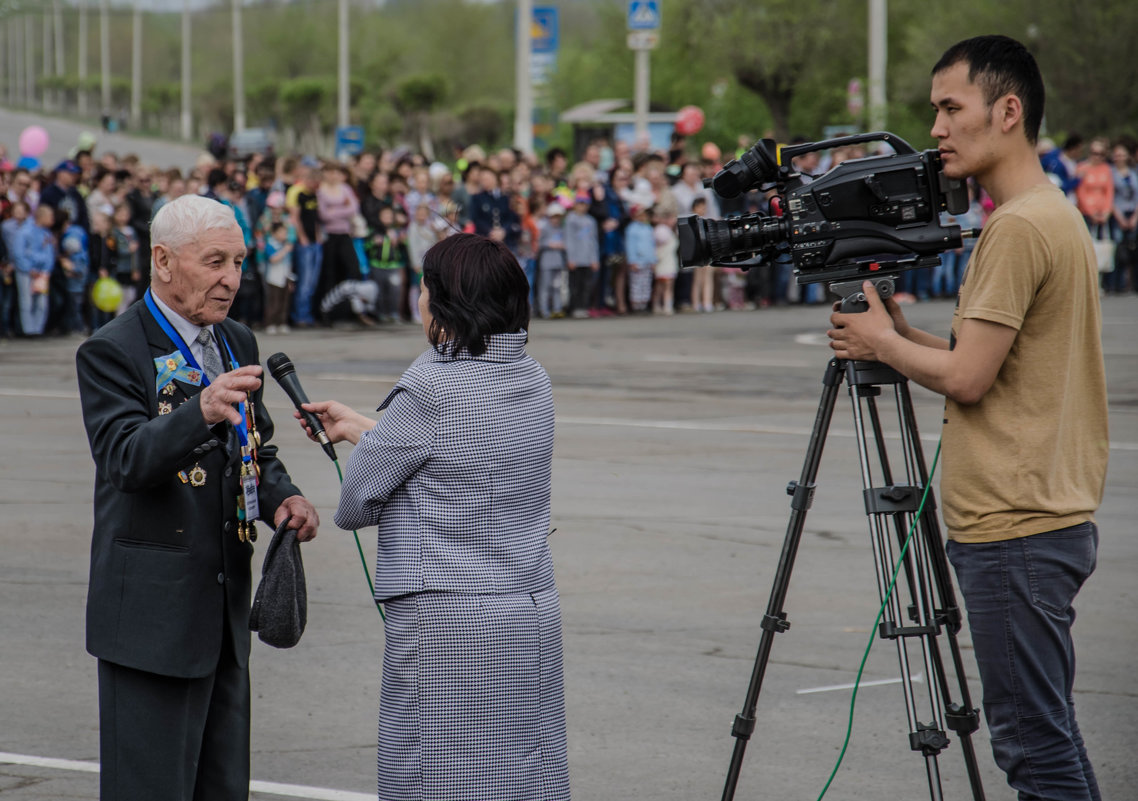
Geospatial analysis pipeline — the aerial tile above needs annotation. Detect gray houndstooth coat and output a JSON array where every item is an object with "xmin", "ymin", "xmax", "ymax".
[{"xmin": 336, "ymin": 331, "xmax": 570, "ymax": 801}]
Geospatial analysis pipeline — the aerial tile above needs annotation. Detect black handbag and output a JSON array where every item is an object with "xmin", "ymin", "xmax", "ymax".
[{"xmin": 249, "ymin": 520, "xmax": 307, "ymax": 648}]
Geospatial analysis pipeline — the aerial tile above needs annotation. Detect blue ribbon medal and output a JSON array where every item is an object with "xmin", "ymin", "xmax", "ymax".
[{"xmin": 154, "ymin": 351, "xmax": 203, "ymax": 394}]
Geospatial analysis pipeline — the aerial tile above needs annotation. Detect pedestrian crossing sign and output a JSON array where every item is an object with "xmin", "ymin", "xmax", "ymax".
[{"xmin": 627, "ymin": 0, "xmax": 661, "ymax": 31}]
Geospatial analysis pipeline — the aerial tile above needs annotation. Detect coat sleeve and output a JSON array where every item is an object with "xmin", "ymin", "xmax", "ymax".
[{"xmin": 334, "ymin": 383, "xmax": 438, "ymax": 531}]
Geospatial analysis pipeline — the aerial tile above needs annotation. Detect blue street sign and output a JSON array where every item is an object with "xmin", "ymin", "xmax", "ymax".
[
  {"xmin": 627, "ymin": 0, "xmax": 661, "ymax": 31},
  {"xmin": 532, "ymin": 6, "xmax": 559, "ymax": 55},
  {"xmin": 334, "ymin": 126, "xmax": 364, "ymax": 160}
]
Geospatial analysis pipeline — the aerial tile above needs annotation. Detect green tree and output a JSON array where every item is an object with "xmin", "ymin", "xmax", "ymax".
[{"xmin": 394, "ymin": 73, "xmax": 450, "ymax": 159}]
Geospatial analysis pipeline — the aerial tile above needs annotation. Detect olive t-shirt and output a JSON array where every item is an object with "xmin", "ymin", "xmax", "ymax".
[{"xmin": 942, "ymin": 182, "xmax": 1109, "ymax": 543}]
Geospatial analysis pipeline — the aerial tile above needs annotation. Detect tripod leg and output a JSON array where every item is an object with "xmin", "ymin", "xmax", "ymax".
[
  {"xmin": 895, "ymin": 383, "xmax": 987, "ymax": 800},
  {"xmin": 845, "ymin": 365, "xmax": 986, "ymax": 801},
  {"xmin": 846, "ymin": 364, "xmax": 955, "ymax": 801},
  {"xmin": 721, "ymin": 359, "xmax": 845, "ymax": 801}
]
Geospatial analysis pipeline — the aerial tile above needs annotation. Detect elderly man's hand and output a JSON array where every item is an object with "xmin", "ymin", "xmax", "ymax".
[
  {"xmin": 200, "ymin": 366, "xmax": 262, "ymax": 426},
  {"xmin": 274, "ymin": 495, "xmax": 319, "ymax": 542}
]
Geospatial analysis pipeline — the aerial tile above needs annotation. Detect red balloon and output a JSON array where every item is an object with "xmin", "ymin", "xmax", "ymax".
[{"xmin": 675, "ymin": 105, "xmax": 705, "ymax": 136}]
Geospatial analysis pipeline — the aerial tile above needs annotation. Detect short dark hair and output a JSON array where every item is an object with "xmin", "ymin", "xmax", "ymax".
[
  {"xmin": 933, "ymin": 35, "xmax": 1045, "ymax": 144},
  {"xmin": 421, "ymin": 233, "xmax": 530, "ymax": 358}
]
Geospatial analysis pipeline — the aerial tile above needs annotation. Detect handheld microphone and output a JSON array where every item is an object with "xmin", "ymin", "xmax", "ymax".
[{"xmin": 266, "ymin": 352, "xmax": 337, "ymax": 462}]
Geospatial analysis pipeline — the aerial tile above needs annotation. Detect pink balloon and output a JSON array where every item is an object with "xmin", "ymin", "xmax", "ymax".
[
  {"xmin": 675, "ymin": 106, "xmax": 705, "ymax": 136},
  {"xmin": 18, "ymin": 125, "xmax": 50, "ymax": 158}
]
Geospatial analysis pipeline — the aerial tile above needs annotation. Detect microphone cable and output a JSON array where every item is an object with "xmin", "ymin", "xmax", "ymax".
[{"xmin": 332, "ymin": 457, "xmax": 385, "ymax": 621}]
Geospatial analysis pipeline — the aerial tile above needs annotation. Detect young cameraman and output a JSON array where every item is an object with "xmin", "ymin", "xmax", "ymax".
[{"xmin": 827, "ymin": 36, "xmax": 1107, "ymax": 801}]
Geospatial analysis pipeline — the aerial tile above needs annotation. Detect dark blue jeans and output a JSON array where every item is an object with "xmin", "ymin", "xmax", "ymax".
[
  {"xmin": 947, "ymin": 522, "xmax": 1100, "ymax": 801},
  {"xmin": 292, "ymin": 242, "xmax": 323, "ymax": 325}
]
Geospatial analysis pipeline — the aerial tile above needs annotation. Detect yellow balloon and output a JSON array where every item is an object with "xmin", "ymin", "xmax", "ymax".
[{"xmin": 91, "ymin": 277, "xmax": 124, "ymax": 313}]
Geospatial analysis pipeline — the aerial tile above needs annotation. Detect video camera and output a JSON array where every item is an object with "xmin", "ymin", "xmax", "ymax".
[{"xmin": 678, "ymin": 132, "xmax": 976, "ymax": 304}]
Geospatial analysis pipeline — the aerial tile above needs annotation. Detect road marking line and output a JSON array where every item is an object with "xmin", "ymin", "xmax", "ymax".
[
  {"xmin": 558, "ymin": 416, "xmax": 1138, "ymax": 451},
  {"xmin": 0, "ymin": 388, "xmax": 81, "ymax": 399},
  {"xmin": 0, "ymin": 751, "xmax": 374, "ymax": 800},
  {"xmin": 558, "ymin": 415, "xmax": 934, "ymax": 442},
  {"xmin": 797, "ymin": 673, "xmax": 923, "ymax": 695},
  {"xmin": 643, "ymin": 354, "xmax": 813, "ymax": 368},
  {"xmin": 3, "ymin": 389, "xmax": 1136, "ymax": 451},
  {"xmin": 312, "ymin": 373, "xmax": 401, "ymax": 383}
]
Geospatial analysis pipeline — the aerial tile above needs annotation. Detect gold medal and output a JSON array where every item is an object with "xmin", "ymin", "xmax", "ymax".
[
  {"xmin": 188, "ymin": 464, "xmax": 207, "ymax": 487},
  {"xmin": 158, "ymin": 401, "xmax": 173, "ymax": 415},
  {"xmin": 162, "ymin": 383, "xmax": 177, "ymax": 397}
]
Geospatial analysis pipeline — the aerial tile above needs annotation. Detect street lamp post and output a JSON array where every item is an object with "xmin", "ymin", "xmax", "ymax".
[
  {"xmin": 182, "ymin": 0, "xmax": 192, "ymax": 141},
  {"xmin": 868, "ymin": 0, "xmax": 887, "ymax": 133},
  {"xmin": 79, "ymin": 0, "xmax": 89, "ymax": 116},
  {"xmin": 233, "ymin": 0, "xmax": 245, "ymax": 133},
  {"xmin": 132, "ymin": 3, "xmax": 142, "ymax": 130},
  {"xmin": 55, "ymin": 2, "xmax": 65, "ymax": 112},
  {"xmin": 43, "ymin": 7, "xmax": 51, "ymax": 111},
  {"xmin": 514, "ymin": 0, "xmax": 534, "ymax": 154},
  {"xmin": 337, "ymin": 0, "xmax": 349, "ymax": 129},
  {"xmin": 100, "ymin": 0, "xmax": 110, "ymax": 115}
]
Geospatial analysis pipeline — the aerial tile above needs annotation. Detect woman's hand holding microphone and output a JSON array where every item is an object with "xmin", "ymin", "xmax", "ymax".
[{"xmin": 295, "ymin": 401, "xmax": 377, "ymax": 447}]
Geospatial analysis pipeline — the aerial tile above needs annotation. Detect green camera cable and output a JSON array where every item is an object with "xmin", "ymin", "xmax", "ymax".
[
  {"xmin": 816, "ymin": 438, "xmax": 942, "ymax": 801},
  {"xmin": 333, "ymin": 458, "xmax": 385, "ymax": 621}
]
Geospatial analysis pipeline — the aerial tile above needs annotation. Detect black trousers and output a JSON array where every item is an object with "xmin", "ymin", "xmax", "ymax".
[
  {"xmin": 568, "ymin": 265, "xmax": 596, "ymax": 314},
  {"xmin": 97, "ymin": 618, "xmax": 250, "ymax": 801}
]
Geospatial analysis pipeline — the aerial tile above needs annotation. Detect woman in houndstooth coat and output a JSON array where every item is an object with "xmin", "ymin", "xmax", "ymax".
[{"xmin": 300, "ymin": 234, "xmax": 571, "ymax": 801}]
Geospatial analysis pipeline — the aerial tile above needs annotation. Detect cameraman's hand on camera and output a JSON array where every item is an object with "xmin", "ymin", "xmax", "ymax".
[{"xmin": 827, "ymin": 280, "xmax": 901, "ymax": 361}]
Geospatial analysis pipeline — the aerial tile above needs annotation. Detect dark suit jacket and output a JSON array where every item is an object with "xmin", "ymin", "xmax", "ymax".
[
  {"xmin": 469, "ymin": 190, "xmax": 521, "ymax": 248},
  {"xmin": 76, "ymin": 302, "xmax": 301, "ymax": 678}
]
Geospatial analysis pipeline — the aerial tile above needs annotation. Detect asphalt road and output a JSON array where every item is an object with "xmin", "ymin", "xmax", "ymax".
[
  {"xmin": 1, "ymin": 295, "xmax": 1136, "ymax": 801},
  {"xmin": 0, "ymin": 106, "xmax": 205, "ymax": 172}
]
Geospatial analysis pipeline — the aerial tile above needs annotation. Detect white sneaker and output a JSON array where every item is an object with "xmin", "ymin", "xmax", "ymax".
[{"xmin": 265, "ymin": 325, "xmax": 279, "ymax": 334}]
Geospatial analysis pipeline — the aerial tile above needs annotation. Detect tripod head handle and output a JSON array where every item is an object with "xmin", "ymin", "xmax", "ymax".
[{"xmin": 828, "ymin": 275, "xmax": 897, "ymax": 313}]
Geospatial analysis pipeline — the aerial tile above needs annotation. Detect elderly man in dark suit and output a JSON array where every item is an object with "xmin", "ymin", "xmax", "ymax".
[{"xmin": 76, "ymin": 194, "xmax": 318, "ymax": 801}]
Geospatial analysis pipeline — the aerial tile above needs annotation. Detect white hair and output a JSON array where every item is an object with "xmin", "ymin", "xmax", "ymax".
[{"xmin": 150, "ymin": 194, "xmax": 239, "ymax": 255}]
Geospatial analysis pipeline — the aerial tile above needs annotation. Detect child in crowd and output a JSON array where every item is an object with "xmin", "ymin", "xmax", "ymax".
[
  {"xmin": 0, "ymin": 250, "xmax": 11, "ymax": 339},
  {"xmin": 368, "ymin": 205, "xmax": 408, "ymax": 323},
  {"xmin": 624, "ymin": 204, "xmax": 656, "ymax": 313},
  {"xmin": 565, "ymin": 193, "xmax": 600, "ymax": 318},
  {"xmin": 688, "ymin": 196, "xmax": 716, "ymax": 313},
  {"xmin": 403, "ymin": 169, "xmax": 436, "ymax": 220},
  {"xmin": 0, "ymin": 201, "xmax": 26, "ymax": 338},
  {"xmin": 262, "ymin": 222, "xmax": 295, "ymax": 334},
  {"xmin": 652, "ymin": 206, "xmax": 678, "ymax": 315},
  {"xmin": 109, "ymin": 203, "xmax": 139, "ymax": 315},
  {"xmin": 406, "ymin": 203, "xmax": 439, "ymax": 323},
  {"xmin": 536, "ymin": 202, "xmax": 569, "ymax": 319},
  {"xmin": 13, "ymin": 205, "xmax": 56, "ymax": 337},
  {"xmin": 87, "ymin": 211, "xmax": 115, "ymax": 331},
  {"xmin": 59, "ymin": 209, "xmax": 91, "ymax": 335},
  {"xmin": 517, "ymin": 194, "xmax": 540, "ymax": 309}
]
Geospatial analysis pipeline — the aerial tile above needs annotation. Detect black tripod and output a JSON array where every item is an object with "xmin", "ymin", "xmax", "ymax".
[{"xmin": 721, "ymin": 351, "xmax": 986, "ymax": 801}]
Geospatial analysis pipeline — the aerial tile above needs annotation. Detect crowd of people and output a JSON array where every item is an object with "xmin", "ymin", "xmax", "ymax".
[{"xmin": 1, "ymin": 126, "xmax": 1134, "ymax": 340}]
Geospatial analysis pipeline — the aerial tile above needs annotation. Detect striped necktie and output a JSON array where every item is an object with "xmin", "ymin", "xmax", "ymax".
[{"xmin": 196, "ymin": 328, "xmax": 225, "ymax": 382}]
